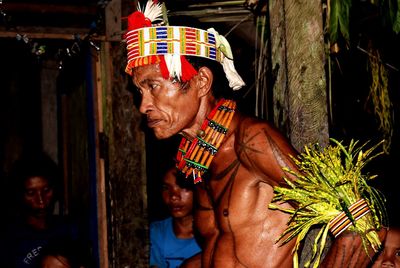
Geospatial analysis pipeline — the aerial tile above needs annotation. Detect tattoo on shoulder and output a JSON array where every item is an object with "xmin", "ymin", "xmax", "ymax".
[
  {"xmin": 262, "ymin": 129, "xmax": 292, "ymax": 167},
  {"xmin": 237, "ymin": 128, "xmax": 265, "ymax": 156}
]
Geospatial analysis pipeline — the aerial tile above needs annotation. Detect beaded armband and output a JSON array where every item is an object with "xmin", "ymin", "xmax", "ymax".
[{"xmin": 329, "ymin": 199, "xmax": 371, "ymax": 237}]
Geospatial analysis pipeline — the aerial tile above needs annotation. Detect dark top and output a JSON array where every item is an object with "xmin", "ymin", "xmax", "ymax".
[{"xmin": 0, "ymin": 215, "xmax": 80, "ymax": 268}]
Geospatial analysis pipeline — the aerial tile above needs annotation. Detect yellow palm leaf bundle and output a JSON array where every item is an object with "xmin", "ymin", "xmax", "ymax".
[{"xmin": 269, "ymin": 139, "xmax": 387, "ymax": 268}]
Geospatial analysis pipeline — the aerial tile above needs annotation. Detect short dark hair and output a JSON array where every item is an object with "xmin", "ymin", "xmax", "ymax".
[
  {"xmin": 160, "ymin": 157, "xmax": 195, "ymax": 191},
  {"xmin": 172, "ymin": 167, "xmax": 196, "ymax": 191}
]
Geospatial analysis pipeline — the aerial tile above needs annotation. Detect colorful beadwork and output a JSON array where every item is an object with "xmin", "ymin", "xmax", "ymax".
[
  {"xmin": 124, "ymin": 0, "xmax": 245, "ymax": 90},
  {"xmin": 125, "ymin": 26, "xmax": 223, "ymax": 75},
  {"xmin": 175, "ymin": 99, "xmax": 236, "ymax": 184},
  {"xmin": 328, "ymin": 199, "xmax": 371, "ymax": 237}
]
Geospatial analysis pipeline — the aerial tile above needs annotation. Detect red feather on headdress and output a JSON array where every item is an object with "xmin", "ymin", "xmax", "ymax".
[{"xmin": 127, "ymin": 11, "xmax": 152, "ymax": 31}]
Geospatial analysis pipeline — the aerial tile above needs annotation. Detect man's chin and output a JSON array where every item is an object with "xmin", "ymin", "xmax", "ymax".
[
  {"xmin": 153, "ymin": 129, "xmax": 175, "ymax": 140},
  {"xmin": 32, "ymin": 209, "xmax": 49, "ymax": 218}
]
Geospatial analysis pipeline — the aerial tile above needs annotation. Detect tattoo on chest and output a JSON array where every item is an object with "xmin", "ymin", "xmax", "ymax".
[
  {"xmin": 195, "ymin": 158, "xmax": 240, "ymax": 213},
  {"xmin": 206, "ymin": 159, "xmax": 251, "ymax": 267},
  {"xmin": 209, "ymin": 158, "xmax": 240, "ymax": 208}
]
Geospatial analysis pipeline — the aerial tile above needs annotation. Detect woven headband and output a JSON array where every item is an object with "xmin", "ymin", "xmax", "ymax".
[
  {"xmin": 126, "ymin": 27, "xmax": 223, "ymax": 65},
  {"xmin": 124, "ymin": 1, "xmax": 245, "ymax": 90}
]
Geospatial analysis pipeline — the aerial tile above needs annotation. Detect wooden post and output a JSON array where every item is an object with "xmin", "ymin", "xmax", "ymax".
[
  {"xmin": 105, "ymin": 0, "xmax": 122, "ymax": 42},
  {"xmin": 94, "ymin": 46, "xmax": 109, "ymax": 268},
  {"xmin": 268, "ymin": 0, "xmax": 329, "ymax": 151}
]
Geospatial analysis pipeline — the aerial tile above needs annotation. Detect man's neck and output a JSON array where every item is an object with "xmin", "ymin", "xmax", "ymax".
[
  {"xmin": 179, "ymin": 96, "xmax": 218, "ymax": 140},
  {"xmin": 26, "ymin": 215, "xmax": 49, "ymax": 230},
  {"xmin": 175, "ymin": 98, "xmax": 237, "ymax": 183},
  {"xmin": 173, "ymin": 214, "xmax": 195, "ymax": 239}
]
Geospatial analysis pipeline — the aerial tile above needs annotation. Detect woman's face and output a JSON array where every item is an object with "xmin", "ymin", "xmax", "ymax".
[
  {"xmin": 22, "ymin": 176, "xmax": 54, "ymax": 217},
  {"xmin": 161, "ymin": 169, "xmax": 194, "ymax": 219},
  {"xmin": 372, "ymin": 228, "xmax": 400, "ymax": 268}
]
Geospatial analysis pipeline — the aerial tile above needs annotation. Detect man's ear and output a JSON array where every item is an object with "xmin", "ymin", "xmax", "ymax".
[{"xmin": 195, "ymin": 66, "xmax": 213, "ymax": 97}]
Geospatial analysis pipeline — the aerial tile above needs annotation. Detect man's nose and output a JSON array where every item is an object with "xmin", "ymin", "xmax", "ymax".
[
  {"xmin": 170, "ymin": 189, "xmax": 181, "ymax": 201},
  {"xmin": 381, "ymin": 251, "xmax": 395, "ymax": 267},
  {"xmin": 139, "ymin": 91, "xmax": 153, "ymax": 114},
  {"xmin": 36, "ymin": 193, "xmax": 45, "ymax": 206}
]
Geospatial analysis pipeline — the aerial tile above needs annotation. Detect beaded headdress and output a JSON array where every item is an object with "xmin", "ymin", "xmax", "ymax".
[{"xmin": 124, "ymin": 0, "xmax": 245, "ymax": 90}]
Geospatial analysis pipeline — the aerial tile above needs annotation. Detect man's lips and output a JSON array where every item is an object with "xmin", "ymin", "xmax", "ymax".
[
  {"xmin": 147, "ymin": 118, "xmax": 162, "ymax": 128},
  {"xmin": 170, "ymin": 205, "xmax": 184, "ymax": 212}
]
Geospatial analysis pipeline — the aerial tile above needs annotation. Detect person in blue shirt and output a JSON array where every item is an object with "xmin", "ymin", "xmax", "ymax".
[{"xmin": 150, "ymin": 166, "xmax": 202, "ymax": 268}]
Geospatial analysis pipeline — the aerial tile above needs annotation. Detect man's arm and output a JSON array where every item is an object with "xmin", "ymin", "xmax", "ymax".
[
  {"xmin": 320, "ymin": 228, "xmax": 387, "ymax": 267},
  {"xmin": 237, "ymin": 118, "xmax": 387, "ymax": 268}
]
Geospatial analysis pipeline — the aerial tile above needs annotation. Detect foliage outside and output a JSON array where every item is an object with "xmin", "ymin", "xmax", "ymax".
[{"xmin": 327, "ymin": 0, "xmax": 399, "ymax": 153}]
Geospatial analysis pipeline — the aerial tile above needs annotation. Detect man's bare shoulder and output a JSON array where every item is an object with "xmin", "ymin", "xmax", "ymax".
[
  {"xmin": 234, "ymin": 115, "xmax": 296, "ymax": 157},
  {"xmin": 231, "ymin": 114, "xmax": 298, "ymax": 185}
]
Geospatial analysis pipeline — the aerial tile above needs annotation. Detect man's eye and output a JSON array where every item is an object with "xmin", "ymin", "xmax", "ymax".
[
  {"xmin": 396, "ymin": 250, "xmax": 400, "ymax": 257},
  {"xmin": 149, "ymin": 83, "xmax": 160, "ymax": 90},
  {"xmin": 25, "ymin": 190, "xmax": 35, "ymax": 197},
  {"xmin": 43, "ymin": 187, "xmax": 52, "ymax": 194}
]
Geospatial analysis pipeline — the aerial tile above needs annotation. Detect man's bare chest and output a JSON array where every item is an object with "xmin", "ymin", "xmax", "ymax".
[{"xmin": 197, "ymin": 166, "xmax": 275, "ymax": 228}]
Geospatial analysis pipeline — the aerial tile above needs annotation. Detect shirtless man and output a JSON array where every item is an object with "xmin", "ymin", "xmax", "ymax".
[
  {"xmin": 124, "ymin": 2, "xmax": 385, "ymax": 267},
  {"xmin": 133, "ymin": 60, "xmax": 298, "ymax": 267}
]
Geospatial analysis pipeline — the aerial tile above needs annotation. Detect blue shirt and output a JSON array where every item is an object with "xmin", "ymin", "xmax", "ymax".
[{"xmin": 150, "ymin": 217, "xmax": 201, "ymax": 268}]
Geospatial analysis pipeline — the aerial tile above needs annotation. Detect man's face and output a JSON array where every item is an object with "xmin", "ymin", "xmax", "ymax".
[
  {"xmin": 372, "ymin": 228, "xmax": 400, "ymax": 268},
  {"xmin": 161, "ymin": 169, "xmax": 194, "ymax": 219},
  {"xmin": 132, "ymin": 63, "xmax": 200, "ymax": 139},
  {"xmin": 23, "ymin": 176, "xmax": 54, "ymax": 217}
]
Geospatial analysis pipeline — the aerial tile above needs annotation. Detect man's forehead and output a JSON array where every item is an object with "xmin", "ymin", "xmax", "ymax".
[
  {"xmin": 132, "ymin": 63, "xmax": 161, "ymax": 77},
  {"xmin": 132, "ymin": 64, "xmax": 162, "ymax": 84},
  {"xmin": 387, "ymin": 229, "xmax": 400, "ymax": 244}
]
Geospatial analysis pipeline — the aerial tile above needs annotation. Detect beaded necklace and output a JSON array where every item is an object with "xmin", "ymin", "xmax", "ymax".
[{"xmin": 175, "ymin": 99, "xmax": 236, "ymax": 184}]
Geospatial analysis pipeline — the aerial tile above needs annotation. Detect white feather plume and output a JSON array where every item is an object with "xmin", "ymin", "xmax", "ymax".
[{"xmin": 138, "ymin": 1, "xmax": 163, "ymax": 24}]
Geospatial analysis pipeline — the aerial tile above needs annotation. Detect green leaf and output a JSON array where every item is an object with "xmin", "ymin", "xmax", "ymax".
[
  {"xmin": 393, "ymin": 0, "xmax": 400, "ymax": 33},
  {"xmin": 329, "ymin": 0, "xmax": 352, "ymax": 43}
]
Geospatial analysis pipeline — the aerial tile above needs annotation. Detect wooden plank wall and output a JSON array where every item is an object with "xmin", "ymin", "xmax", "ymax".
[
  {"xmin": 0, "ymin": 1, "xmax": 150, "ymax": 266},
  {"xmin": 101, "ymin": 41, "xmax": 149, "ymax": 267}
]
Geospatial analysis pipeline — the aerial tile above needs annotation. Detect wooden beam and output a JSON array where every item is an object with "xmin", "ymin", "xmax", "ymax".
[
  {"xmin": 2, "ymin": 3, "xmax": 97, "ymax": 15},
  {"xmin": 0, "ymin": 27, "xmax": 106, "ymax": 41}
]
